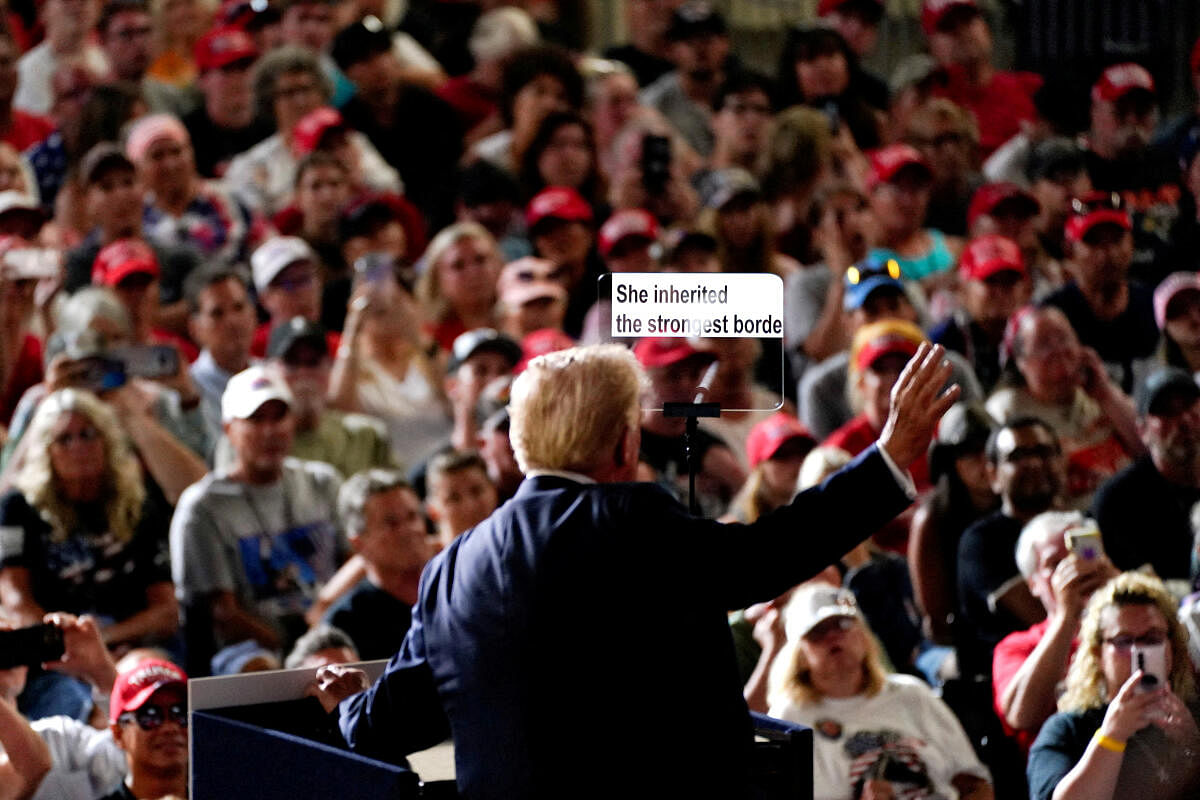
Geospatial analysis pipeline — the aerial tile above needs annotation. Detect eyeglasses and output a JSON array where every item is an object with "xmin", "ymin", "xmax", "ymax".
[
  {"xmin": 271, "ymin": 273, "xmax": 315, "ymax": 292},
  {"xmin": 1000, "ymin": 444, "xmax": 1060, "ymax": 464},
  {"xmin": 273, "ymin": 82, "xmax": 319, "ymax": 101},
  {"xmin": 1103, "ymin": 631, "xmax": 1167, "ymax": 651},
  {"xmin": 120, "ymin": 702, "xmax": 188, "ymax": 731},
  {"xmin": 845, "ymin": 259, "xmax": 901, "ymax": 285},
  {"xmin": 51, "ymin": 426, "xmax": 101, "ymax": 448},
  {"xmin": 1071, "ymin": 192, "xmax": 1123, "ymax": 216}
]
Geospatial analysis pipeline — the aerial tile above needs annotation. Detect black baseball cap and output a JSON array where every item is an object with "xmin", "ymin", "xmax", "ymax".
[
  {"xmin": 1136, "ymin": 367, "xmax": 1200, "ymax": 417},
  {"xmin": 267, "ymin": 317, "xmax": 328, "ymax": 360}
]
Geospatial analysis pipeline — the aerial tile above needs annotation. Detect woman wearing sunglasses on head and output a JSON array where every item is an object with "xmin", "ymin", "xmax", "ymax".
[{"xmin": 1027, "ymin": 572, "xmax": 1200, "ymax": 800}]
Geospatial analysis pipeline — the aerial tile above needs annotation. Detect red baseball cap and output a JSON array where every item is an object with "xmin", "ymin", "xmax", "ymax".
[
  {"xmin": 92, "ymin": 239, "xmax": 160, "ymax": 286},
  {"xmin": 110, "ymin": 658, "xmax": 187, "ymax": 724},
  {"xmin": 817, "ymin": 0, "xmax": 884, "ymax": 16},
  {"xmin": 745, "ymin": 412, "xmax": 816, "ymax": 468},
  {"xmin": 1091, "ymin": 63, "xmax": 1156, "ymax": 104},
  {"xmin": 866, "ymin": 145, "xmax": 932, "ymax": 191},
  {"xmin": 967, "ymin": 182, "xmax": 1039, "ymax": 230},
  {"xmin": 1065, "ymin": 192, "xmax": 1132, "ymax": 243},
  {"xmin": 851, "ymin": 319, "xmax": 924, "ymax": 373},
  {"xmin": 195, "ymin": 26, "xmax": 258, "ymax": 72},
  {"xmin": 517, "ymin": 327, "xmax": 576, "ymax": 373},
  {"xmin": 525, "ymin": 186, "xmax": 593, "ymax": 232},
  {"xmin": 598, "ymin": 209, "xmax": 658, "ymax": 258},
  {"xmin": 632, "ymin": 337, "xmax": 716, "ymax": 370},
  {"xmin": 291, "ymin": 107, "xmax": 347, "ymax": 157},
  {"xmin": 921, "ymin": 0, "xmax": 978, "ymax": 35},
  {"xmin": 959, "ymin": 234, "xmax": 1026, "ymax": 281}
]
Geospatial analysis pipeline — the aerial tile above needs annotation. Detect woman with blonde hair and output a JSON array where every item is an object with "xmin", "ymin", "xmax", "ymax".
[
  {"xmin": 417, "ymin": 221, "xmax": 502, "ymax": 351},
  {"xmin": 1027, "ymin": 572, "xmax": 1200, "ymax": 800},
  {"xmin": 767, "ymin": 582, "xmax": 993, "ymax": 800},
  {"xmin": 0, "ymin": 388, "xmax": 176, "ymax": 717}
]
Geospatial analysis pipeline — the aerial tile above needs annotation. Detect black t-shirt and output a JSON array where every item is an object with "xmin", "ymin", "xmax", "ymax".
[
  {"xmin": 1040, "ymin": 281, "xmax": 1159, "ymax": 395},
  {"xmin": 930, "ymin": 314, "xmax": 1003, "ymax": 394},
  {"xmin": 956, "ymin": 509, "xmax": 1027, "ymax": 676},
  {"xmin": 1092, "ymin": 455, "xmax": 1200, "ymax": 582},
  {"xmin": 339, "ymin": 89, "xmax": 465, "ymax": 230},
  {"xmin": 180, "ymin": 106, "xmax": 272, "ymax": 180},
  {"xmin": 323, "ymin": 578, "xmax": 413, "ymax": 661},
  {"xmin": 602, "ymin": 44, "xmax": 674, "ymax": 88},
  {"xmin": 1083, "ymin": 147, "xmax": 1183, "ymax": 288},
  {"xmin": 0, "ymin": 488, "xmax": 171, "ymax": 622}
]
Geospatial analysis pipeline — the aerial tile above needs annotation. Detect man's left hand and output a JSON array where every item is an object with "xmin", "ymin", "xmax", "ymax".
[{"xmin": 877, "ymin": 342, "xmax": 960, "ymax": 471}]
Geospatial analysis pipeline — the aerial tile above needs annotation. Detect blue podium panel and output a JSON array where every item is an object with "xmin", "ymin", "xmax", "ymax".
[
  {"xmin": 750, "ymin": 712, "xmax": 814, "ymax": 800},
  {"xmin": 192, "ymin": 710, "xmax": 420, "ymax": 800}
]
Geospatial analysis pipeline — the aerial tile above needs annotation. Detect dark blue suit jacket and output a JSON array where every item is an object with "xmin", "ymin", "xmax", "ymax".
[{"xmin": 338, "ymin": 446, "xmax": 910, "ymax": 799}]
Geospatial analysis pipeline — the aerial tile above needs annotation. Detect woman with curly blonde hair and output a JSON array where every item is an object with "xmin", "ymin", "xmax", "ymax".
[
  {"xmin": 0, "ymin": 389, "xmax": 176, "ymax": 651},
  {"xmin": 1027, "ymin": 572, "xmax": 1200, "ymax": 800}
]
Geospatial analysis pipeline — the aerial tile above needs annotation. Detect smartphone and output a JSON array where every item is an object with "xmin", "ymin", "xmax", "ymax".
[
  {"xmin": 1132, "ymin": 641, "xmax": 1168, "ymax": 692},
  {"xmin": 1065, "ymin": 526, "xmax": 1105, "ymax": 561},
  {"xmin": 0, "ymin": 623, "xmax": 65, "ymax": 670},
  {"xmin": 641, "ymin": 134, "xmax": 672, "ymax": 195},
  {"xmin": 3, "ymin": 248, "xmax": 61, "ymax": 281},
  {"xmin": 108, "ymin": 344, "xmax": 180, "ymax": 380},
  {"xmin": 74, "ymin": 356, "xmax": 127, "ymax": 393},
  {"xmin": 822, "ymin": 100, "xmax": 841, "ymax": 135}
]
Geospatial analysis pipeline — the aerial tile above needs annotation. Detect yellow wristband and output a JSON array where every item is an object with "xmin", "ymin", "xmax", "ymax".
[{"xmin": 1092, "ymin": 731, "xmax": 1126, "ymax": 753}]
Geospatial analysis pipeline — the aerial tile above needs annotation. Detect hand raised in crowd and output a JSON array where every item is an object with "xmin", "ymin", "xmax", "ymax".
[
  {"xmin": 1078, "ymin": 347, "xmax": 1118, "ymax": 402},
  {"xmin": 1099, "ymin": 670, "xmax": 1172, "ymax": 745},
  {"xmin": 1152, "ymin": 688, "xmax": 1200, "ymax": 746},
  {"xmin": 877, "ymin": 342, "xmax": 960, "ymax": 471},
  {"xmin": 1050, "ymin": 553, "xmax": 1117, "ymax": 624},
  {"xmin": 813, "ymin": 204, "xmax": 853, "ymax": 277},
  {"xmin": 307, "ymin": 663, "xmax": 370, "ymax": 714},
  {"xmin": 41, "ymin": 612, "xmax": 117, "ymax": 693}
]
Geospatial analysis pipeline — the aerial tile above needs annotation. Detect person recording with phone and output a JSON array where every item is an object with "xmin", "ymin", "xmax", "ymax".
[
  {"xmin": 0, "ymin": 389, "xmax": 177, "ymax": 722},
  {"xmin": 1027, "ymin": 572, "xmax": 1200, "ymax": 800},
  {"xmin": 993, "ymin": 511, "xmax": 1118, "ymax": 750}
]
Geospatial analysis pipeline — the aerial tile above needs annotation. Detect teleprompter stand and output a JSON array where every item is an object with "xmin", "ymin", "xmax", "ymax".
[{"xmin": 662, "ymin": 362, "xmax": 721, "ymax": 516}]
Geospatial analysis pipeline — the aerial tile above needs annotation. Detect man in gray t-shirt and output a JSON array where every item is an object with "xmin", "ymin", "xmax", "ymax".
[{"xmin": 170, "ymin": 365, "xmax": 344, "ymax": 675}]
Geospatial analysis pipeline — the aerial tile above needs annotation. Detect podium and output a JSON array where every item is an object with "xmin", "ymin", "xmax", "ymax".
[
  {"xmin": 188, "ymin": 662, "xmax": 813, "ymax": 800},
  {"xmin": 189, "ymin": 660, "xmax": 427, "ymax": 800}
]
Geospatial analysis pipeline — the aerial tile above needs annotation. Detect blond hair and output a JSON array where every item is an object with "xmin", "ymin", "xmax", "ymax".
[
  {"xmin": 417, "ymin": 221, "xmax": 500, "ymax": 323},
  {"xmin": 1059, "ymin": 572, "xmax": 1196, "ymax": 712},
  {"xmin": 509, "ymin": 345, "xmax": 646, "ymax": 474},
  {"xmin": 16, "ymin": 389, "xmax": 146, "ymax": 544},
  {"xmin": 768, "ymin": 594, "xmax": 887, "ymax": 708}
]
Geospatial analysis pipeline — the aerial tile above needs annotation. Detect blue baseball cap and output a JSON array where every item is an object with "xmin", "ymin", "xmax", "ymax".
[{"xmin": 843, "ymin": 255, "xmax": 905, "ymax": 311}]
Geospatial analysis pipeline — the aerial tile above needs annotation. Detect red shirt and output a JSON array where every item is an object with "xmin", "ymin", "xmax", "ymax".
[
  {"xmin": 0, "ymin": 334, "xmax": 41, "ymax": 425},
  {"xmin": 934, "ymin": 66, "xmax": 1042, "ymax": 158},
  {"xmin": 3, "ymin": 110, "xmax": 54, "ymax": 152},
  {"xmin": 992, "ymin": 618, "xmax": 1079, "ymax": 751},
  {"xmin": 250, "ymin": 322, "xmax": 341, "ymax": 358},
  {"xmin": 824, "ymin": 414, "xmax": 931, "ymax": 490},
  {"xmin": 435, "ymin": 76, "xmax": 498, "ymax": 133}
]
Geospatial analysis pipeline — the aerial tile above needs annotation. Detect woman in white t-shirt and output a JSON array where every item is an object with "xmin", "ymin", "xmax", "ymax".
[{"xmin": 767, "ymin": 584, "xmax": 993, "ymax": 800}]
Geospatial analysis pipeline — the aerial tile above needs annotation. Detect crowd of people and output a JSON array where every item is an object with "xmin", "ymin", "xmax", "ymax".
[{"xmin": 0, "ymin": 0, "xmax": 1198, "ymax": 796}]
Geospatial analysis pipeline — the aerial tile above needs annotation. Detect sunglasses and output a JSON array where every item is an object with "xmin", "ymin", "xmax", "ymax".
[
  {"xmin": 120, "ymin": 702, "xmax": 188, "ymax": 731},
  {"xmin": 845, "ymin": 258, "xmax": 901, "ymax": 285},
  {"xmin": 1070, "ymin": 192, "xmax": 1123, "ymax": 216},
  {"xmin": 51, "ymin": 426, "xmax": 101, "ymax": 448}
]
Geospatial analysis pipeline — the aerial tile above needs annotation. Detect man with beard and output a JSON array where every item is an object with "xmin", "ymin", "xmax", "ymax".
[
  {"xmin": 957, "ymin": 416, "xmax": 1065, "ymax": 676},
  {"xmin": 101, "ymin": 658, "xmax": 188, "ymax": 800},
  {"xmin": 1092, "ymin": 367, "xmax": 1200, "ymax": 581},
  {"xmin": 638, "ymin": 1, "xmax": 730, "ymax": 158},
  {"xmin": 1081, "ymin": 63, "xmax": 1181, "ymax": 287},
  {"xmin": 1041, "ymin": 192, "xmax": 1159, "ymax": 395}
]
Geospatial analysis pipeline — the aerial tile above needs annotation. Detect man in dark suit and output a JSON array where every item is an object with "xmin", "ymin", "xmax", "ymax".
[{"xmin": 312, "ymin": 342, "xmax": 958, "ymax": 799}]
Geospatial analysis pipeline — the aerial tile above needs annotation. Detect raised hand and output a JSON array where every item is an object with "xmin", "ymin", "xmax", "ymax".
[{"xmin": 877, "ymin": 342, "xmax": 960, "ymax": 471}]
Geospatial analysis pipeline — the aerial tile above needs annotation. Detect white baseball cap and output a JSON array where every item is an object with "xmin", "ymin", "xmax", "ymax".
[
  {"xmin": 251, "ymin": 236, "xmax": 315, "ymax": 293},
  {"xmin": 784, "ymin": 584, "xmax": 862, "ymax": 642},
  {"xmin": 221, "ymin": 364, "xmax": 293, "ymax": 423}
]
